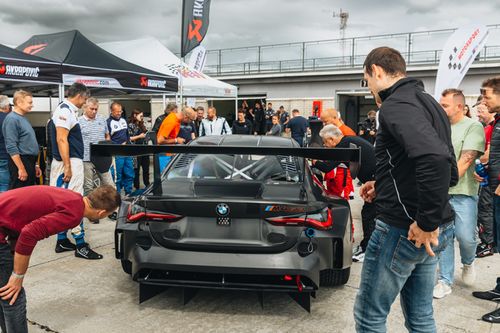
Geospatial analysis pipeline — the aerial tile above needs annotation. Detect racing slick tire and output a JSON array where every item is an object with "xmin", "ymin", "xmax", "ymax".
[{"xmin": 320, "ymin": 267, "xmax": 350, "ymax": 287}]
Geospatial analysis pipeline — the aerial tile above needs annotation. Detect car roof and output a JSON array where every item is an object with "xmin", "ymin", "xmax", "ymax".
[{"xmin": 188, "ymin": 135, "xmax": 301, "ymax": 148}]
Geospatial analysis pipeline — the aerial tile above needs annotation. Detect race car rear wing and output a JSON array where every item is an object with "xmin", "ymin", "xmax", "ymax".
[
  {"xmin": 90, "ymin": 143, "xmax": 361, "ymax": 195},
  {"xmin": 90, "ymin": 143, "xmax": 360, "ymax": 162}
]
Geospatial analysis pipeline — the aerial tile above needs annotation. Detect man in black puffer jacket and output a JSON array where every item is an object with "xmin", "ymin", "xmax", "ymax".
[{"xmin": 353, "ymin": 46, "xmax": 458, "ymax": 333}]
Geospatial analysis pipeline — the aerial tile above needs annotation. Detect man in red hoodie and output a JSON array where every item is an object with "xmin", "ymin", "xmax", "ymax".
[{"xmin": 0, "ymin": 185, "xmax": 120, "ymax": 333}]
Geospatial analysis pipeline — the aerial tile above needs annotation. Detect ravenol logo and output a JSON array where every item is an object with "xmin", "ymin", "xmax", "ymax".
[{"xmin": 216, "ymin": 203, "xmax": 229, "ymax": 216}]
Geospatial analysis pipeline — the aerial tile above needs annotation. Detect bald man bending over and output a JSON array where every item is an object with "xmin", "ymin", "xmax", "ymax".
[{"xmin": 320, "ymin": 108, "xmax": 356, "ymax": 136}]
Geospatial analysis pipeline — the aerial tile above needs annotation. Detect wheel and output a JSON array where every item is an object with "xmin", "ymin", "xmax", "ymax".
[
  {"xmin": 320, "ymin": 267, "xmax": 350, "ymax": 287},
  {"xmin": 121, "ymin": 259, "xmax": 132, "ymax": 275}
]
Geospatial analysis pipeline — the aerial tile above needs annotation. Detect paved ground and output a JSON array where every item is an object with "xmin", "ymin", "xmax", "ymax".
[{"xmin": 24, "ymin": 196, "xmax": 500, "ymax": 333}]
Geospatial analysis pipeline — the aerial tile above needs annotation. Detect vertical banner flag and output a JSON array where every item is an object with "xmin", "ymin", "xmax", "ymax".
[
  {"xmin": 434, "ymin": 24, "xmax": 489, "ymax": 99},
  {"xmin": 188, "ymin": 45, "xmax": 207, "ymax": 72},
  {"xmin": 181, "ymin": 0, "xmax": 212, "ymax": 58}
]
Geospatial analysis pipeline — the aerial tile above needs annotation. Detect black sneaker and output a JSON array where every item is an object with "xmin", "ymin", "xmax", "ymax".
[
  {"xmin": 75, "ymin": 244, "xmax": 103, "ymax": 260},
  {"xmin": 55, "ymin": 239, "xmax": 76, "ymax": 253},
  {"xmin": 472, "ymin": 289, "xmax": 500, "ymax": 302},
  {"xmin": 108, "ymin": 212, "xmax": 117, "ymax": 220},
  {"xmin": 476, "ymin": 243, "xmax": 494, "ymax": 258},
  {"xmin": 89, "ymin": 219, "xmax": 100, "ymax": 224},
  {"xmin": 482, "ymin": 308, "xmax": 500, "ymax": 323}
]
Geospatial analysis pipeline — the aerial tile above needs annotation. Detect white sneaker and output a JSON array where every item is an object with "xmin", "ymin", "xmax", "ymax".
[
  {"xmin": 353, "ymin": 252, "xmax": 365, "ymax": 263},
  {"xmin": 433, "ymin": 281, "xmax": 452, "ymax": 299},
  {"xmin": 352, "ymin": 245, "xmax": 362, "ymax": 256},
  {"xmin": 462, "ymin": 263, "xmax": 476, "ymax": 286}
]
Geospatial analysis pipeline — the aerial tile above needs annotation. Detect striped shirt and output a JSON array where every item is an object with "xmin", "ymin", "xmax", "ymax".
[{"xmin": 78, "ymin": 115, "xmax": 109, "ymax": 162}]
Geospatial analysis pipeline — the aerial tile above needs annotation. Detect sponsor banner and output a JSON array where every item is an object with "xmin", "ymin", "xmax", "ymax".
[
  {"xmin": 0, "ymin": 59, "xmax": 60, "ymax": 83},
  {"xmin": 63, "ymin": 74, "xmax": 123, "ymax": 89},
  {"xmin": 188, "ymin": 45, "xmax": 207, "ymax": 72},
  {"xmin": 435, "ymin": 24, "xmax": 489, "ymax": 99},
  {"xmin": 181, "ymin": 0, "xmax": 212, "ymax": 57},
  {"xmin": 63, "ymin": 66, "xmax": 177, "ymax": 92}
]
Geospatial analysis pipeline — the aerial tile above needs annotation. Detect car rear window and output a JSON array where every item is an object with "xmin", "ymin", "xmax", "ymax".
[{"xmin": 165, "ymin": 154, "xmax": 301, "ymax": 183}]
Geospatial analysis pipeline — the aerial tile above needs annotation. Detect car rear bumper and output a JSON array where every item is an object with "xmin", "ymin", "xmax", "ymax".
[{"xmin": 130, "ymin": 243, "xmax": 322, "ymax": 291}]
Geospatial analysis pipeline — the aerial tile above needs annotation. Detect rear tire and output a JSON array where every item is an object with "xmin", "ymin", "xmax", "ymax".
[
  {"xmin": 320, "ymin": 267, "xmax": 350, "ymax": 287},
  {"xmin": 121, "ymin": 259, "xmax": 132, "ymax": 275}
]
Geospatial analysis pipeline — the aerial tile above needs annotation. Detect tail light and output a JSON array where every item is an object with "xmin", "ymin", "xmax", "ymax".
[
  {"xmin": 265, "ymin": 207, "xmax": 332, "ymax": 230},
  {"xmin": 127, "ymin": 204, "xmax": 183, "ymax": 223}
]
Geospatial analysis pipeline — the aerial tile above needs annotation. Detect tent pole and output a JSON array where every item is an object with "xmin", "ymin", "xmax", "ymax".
[
  {"xmin": 162, "ymin": 94, "xmax": 166, "ymax": 110},
  {"xmin": 235, "ymin": 96, "xmax": 238, "ymax": 120},
  {"xmin": 58, "ymin": 84, "xmax": 64, "ymax": 103},
  {"xmin": 179, "ymin": 57, "xmax": 184, "ymax": 107}
]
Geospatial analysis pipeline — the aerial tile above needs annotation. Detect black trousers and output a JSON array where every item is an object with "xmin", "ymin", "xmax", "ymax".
[
  {"xmin": 478, "ymin": 185, "xmax": 494, "ymax": 245},
  {"xmin": 360, "ymin": 201, "xmax": 376, "ymax": 251},
  {"xmin": 8, "ymin": 155, "xmax": 37, "ymax": 190},
  {"xmin": 134, "ymin": 155, "xmax": 150, "ymax": 189}
]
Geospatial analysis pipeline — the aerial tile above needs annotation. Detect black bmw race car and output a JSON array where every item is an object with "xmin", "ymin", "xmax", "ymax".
[{"xmin": 92, "ymin": 135, "xmax": 360, "ymax": 312}]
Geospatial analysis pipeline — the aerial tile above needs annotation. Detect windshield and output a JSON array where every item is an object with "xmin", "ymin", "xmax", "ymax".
[{"xmin": 165, "ymin": 154, "xmax": 301, "ymax": 183}]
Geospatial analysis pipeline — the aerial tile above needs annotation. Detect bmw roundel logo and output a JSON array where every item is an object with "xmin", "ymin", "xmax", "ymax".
[{"xmin": 216, "ymin": 203, "xmax": 229, "ymax": 216}]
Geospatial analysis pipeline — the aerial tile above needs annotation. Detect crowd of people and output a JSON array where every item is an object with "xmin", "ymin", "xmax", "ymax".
[{"xmin": 1, "ymin": 45, "xmax": 500, "ymax": 332}]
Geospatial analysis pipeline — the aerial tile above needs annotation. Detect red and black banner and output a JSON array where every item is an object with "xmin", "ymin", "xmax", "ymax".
[
  {"xmin": 181, "ymin": 0, "xmax": 212, "ymax": 58},
  {"xmin": 0, "ymin": 58, "xmax": 61, "ymax": 84}
]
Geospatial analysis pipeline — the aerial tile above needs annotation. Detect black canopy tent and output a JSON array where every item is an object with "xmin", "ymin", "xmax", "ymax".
[
  {"xmin": 0, "ymin": 43, "xmax": 61, "ymax": 96},
  {"xmin": 17, "ymin": 30, "xmax": 178, "ymax": 96}
]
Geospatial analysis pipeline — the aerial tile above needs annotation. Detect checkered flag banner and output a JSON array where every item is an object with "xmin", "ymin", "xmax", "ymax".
[{"xmin": 434, "ymin": 24, "xmax": 489, "ymax": 99}]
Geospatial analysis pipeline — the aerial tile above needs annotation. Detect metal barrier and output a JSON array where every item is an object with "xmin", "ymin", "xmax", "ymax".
[{"xmin": 200, "ymin": 25, "xmax": 500, "ymax": 76}]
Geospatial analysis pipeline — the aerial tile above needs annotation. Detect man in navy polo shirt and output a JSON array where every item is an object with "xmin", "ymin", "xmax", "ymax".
[
  {"xmin": 49, "ymin": 82, "xmax": 103, "ymax": 260},
  {"xmin": 107, "ymin": 102, "xmax": 134, "ymax": 196},
  {"xmin": 285, "ymin": 109, "xmax": 309, "ymax": 146}
]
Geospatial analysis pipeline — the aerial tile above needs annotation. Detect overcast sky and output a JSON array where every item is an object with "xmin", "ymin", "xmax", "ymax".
[{"xmin": 0, "ymin": 0, "xmax": 498, "ymax": 53}]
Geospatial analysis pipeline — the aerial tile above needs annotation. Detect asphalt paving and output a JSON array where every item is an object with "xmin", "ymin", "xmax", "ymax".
[{"xmin": 24, "ymin": 197, "xmax": 500, "ymax": 333}]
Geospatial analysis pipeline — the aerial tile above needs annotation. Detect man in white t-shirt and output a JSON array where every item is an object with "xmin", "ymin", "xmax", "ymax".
[{"xmin": 49, "ymin": 83, "xmax": 103, "ymax": 260}]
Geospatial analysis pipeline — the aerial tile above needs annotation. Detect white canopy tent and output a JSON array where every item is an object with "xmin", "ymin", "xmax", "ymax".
[{"xmin": 99, "ymin": 37, "xmax": 237, "ymax": 99}]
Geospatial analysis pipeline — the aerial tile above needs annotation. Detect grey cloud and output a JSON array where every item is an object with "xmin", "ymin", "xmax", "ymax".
[{"xmin": 0, "ymin": 0, "xmax": 496, "ymax": 54}]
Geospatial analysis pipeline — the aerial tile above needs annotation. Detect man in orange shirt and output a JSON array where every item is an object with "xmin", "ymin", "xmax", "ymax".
[
  {"xmin": 157, "ymin": 106, "xmax": 196, "ymax": 171},
  {"xmin": 320, "ymin": 108, "xmax": 356, "ymax": 136}
]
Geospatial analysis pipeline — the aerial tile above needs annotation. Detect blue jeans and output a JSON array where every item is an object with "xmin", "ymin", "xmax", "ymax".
[
  {"xmin": 437, "ymin": 195, "xmax": 478, "ymax": 285},
  {"xmin": 113, "ymin": 156, "xmax": 134, "ymax": 195},
  {"xmin": 0, "ymin": 244, "xmax": 28, "ymax": 333},
  {"xmin": 159, "ymin": 155, "xmax": 172, "ymax": 173},
  {"xmin": 0, "ymin": 159, "xmax": 9, "ymax": 193},
  {"xmin": 354, "ymin": 220, "xmax": 453, "ymax": 333}
]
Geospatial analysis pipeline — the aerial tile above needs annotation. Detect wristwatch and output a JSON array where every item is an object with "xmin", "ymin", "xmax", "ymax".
[{"xmin": 11, "ymin": 272, "xmax": 24, "ymax": 279}]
